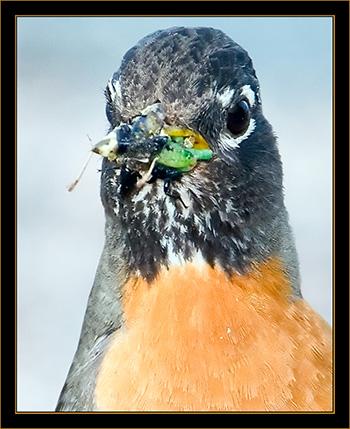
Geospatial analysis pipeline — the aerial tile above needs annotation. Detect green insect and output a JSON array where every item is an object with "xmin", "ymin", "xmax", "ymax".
[
  {"xmin": 92, "ymin": 107, "xmax": 214, "ymax": 200},
  {"xmin": 156, "ymin": 137, "xmax": 213, "ymax": 172}
]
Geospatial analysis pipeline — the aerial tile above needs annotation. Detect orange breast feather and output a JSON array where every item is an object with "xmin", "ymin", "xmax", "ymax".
[{"xmin": 95, "ymin": 258, "xmax": 332, "ymax": 411}]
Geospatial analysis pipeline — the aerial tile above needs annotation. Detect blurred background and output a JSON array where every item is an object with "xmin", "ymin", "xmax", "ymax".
[{"xmin": 17, "ymin": 16, "xmax": 333, "ymax": 411}]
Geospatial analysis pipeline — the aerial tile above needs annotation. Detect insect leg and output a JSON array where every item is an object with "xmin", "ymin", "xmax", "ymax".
[{"xmin": 163, "ymin": 180, "xmax": 188, "ymax": 209}]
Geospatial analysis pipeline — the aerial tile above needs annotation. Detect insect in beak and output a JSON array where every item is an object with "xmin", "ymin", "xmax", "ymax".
[
  {"xmin": 92, "ymin": 129, "xmax": 119, "ymax": 162},
  {"xmin": 71, "ymin": 103, "xmax": 214, "ymax": 194}
]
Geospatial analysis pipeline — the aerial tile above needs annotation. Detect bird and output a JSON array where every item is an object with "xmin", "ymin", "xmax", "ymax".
[{"xmin": 56, "ymin": 26, "xmax": 332, "ymax": 412}]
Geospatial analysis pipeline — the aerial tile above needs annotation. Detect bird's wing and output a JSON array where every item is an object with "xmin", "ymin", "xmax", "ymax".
[{"xmin": 56, "ymin": 242, "xmax": 125, "ymax": 411}]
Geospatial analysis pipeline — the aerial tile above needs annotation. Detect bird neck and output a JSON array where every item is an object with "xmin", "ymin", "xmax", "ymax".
[{"xmin": 106, "ymin": 179, "xmax": 292, "ymax": 287}]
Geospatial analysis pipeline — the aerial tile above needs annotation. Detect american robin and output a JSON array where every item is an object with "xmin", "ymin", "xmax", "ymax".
[{"xmin": 56, "ymin": 27, "xmax": 332, "ymax": 412}]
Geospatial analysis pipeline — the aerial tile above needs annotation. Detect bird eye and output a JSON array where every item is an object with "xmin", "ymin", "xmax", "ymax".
[{"xmin": 226, "ymin": 99, "xmax": 250, "ymax": 136}]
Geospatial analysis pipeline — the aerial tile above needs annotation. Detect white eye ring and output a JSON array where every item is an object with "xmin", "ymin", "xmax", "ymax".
[
  {"xmin": 216, "ymin": 85, "xmax": 256, "ymax": 109},
  {"xmin": 240, "ymin": 84, "xmax": 256, "ymax": 108},
  {"xmin": 219, "ymin": 118, "xmax": 256, "ymax": 151}
]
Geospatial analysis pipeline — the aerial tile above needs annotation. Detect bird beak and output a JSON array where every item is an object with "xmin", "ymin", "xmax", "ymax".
[{"xmin": 92, "ymin": 103, "xmax": 212, "ymax": 169}]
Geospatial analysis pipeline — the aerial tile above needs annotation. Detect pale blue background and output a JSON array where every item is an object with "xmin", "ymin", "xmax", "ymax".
[{"xmin": 17, "ymin": 16, "xmax": 333, "ymax": 411}]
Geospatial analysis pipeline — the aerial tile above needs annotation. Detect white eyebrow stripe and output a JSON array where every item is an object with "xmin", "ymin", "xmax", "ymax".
[
  {"xmin": 107, "ymin": 79, "xmax": 123, "ymax": 103},
  {"xmin": 240, "ymin": 84, "xmax": 256, "ymax": 107},
  {"xmin": 216, "ymin": 87, "xmax": 235, "ymax": 108},
  {"xmin": 113, "ymin": 80, "xmax": 122, "ymax": 99}
]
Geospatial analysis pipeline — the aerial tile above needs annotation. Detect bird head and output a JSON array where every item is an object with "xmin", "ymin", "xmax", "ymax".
[{"xmin": 94, "ymin": 27, "xmax": 300, "ymax": 294}]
